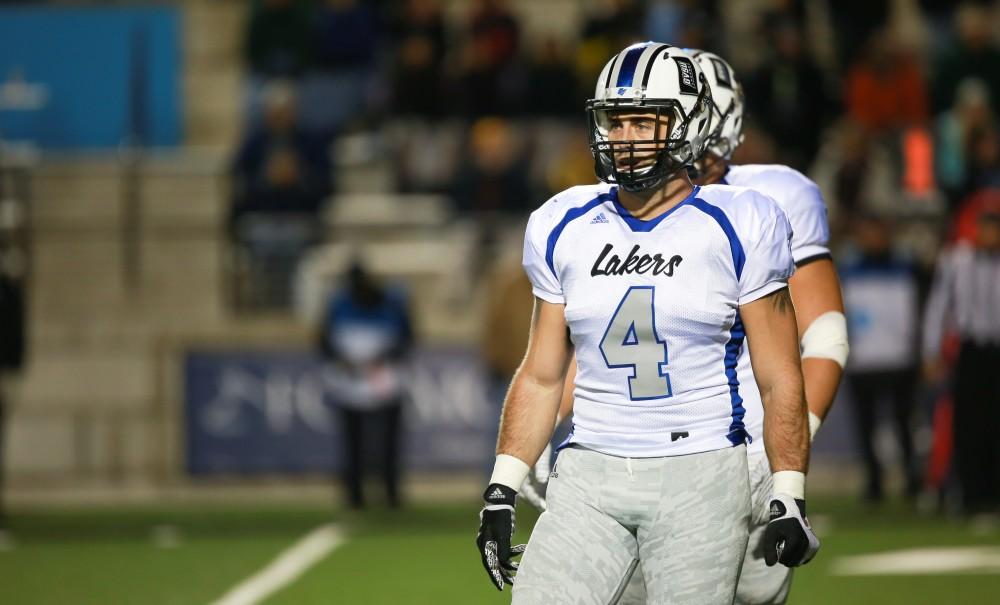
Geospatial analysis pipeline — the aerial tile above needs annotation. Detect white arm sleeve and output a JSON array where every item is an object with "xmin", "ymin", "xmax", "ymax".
[
  {"xmin": 522, "ymin": 210, "xmax": 565, "ymax": 304},
  {"xmin": 738, "ymin": 205, "xmax": 796, "ymax": 306}
]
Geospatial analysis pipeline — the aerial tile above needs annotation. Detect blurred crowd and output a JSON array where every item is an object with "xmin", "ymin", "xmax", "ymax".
[
  {"xmin": 227, "ymin": 0, "xmax": 1000, "ymax": 514},
  {"xmin": 230, "ymin": 0, "xmax": 1000, "ymax": 258}
]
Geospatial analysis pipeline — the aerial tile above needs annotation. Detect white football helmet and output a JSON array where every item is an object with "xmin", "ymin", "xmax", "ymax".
[
  {"xmin": 689, "ymin": 50, "xmax": 745, "ymax": 161},
  {"xmin": 587, "ymin": 42, "xmax": 713, "ymax": 193}
]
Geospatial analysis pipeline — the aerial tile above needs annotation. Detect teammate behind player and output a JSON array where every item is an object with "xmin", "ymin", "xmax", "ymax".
[
  {"xmin": 474, "ymin": 43, "xmax": 819, "ymax": 604},
  {"xmin": 691, "ymin": 50, "xmax": 847, "ymax": 605}
]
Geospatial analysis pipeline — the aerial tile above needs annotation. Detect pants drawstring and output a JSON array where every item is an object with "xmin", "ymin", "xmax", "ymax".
[{"xmin": 626, "ymin": 457, "xmax": 634, "ymax": 481}]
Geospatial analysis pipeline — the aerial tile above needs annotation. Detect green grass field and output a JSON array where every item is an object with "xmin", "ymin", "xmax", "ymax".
[{"xmin": 2, "ymin": 497, "xmax": 997, "ymax": 604}]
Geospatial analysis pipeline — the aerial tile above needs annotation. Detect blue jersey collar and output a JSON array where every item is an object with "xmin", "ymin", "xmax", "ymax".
[{"xmin": 612, "ymin": 185, "xmax": 701, "ymax": 232}]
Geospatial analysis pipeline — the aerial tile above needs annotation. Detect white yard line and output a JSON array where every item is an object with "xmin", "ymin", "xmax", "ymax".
[
  {"xmin": 831, "ymin": 546, "xmax": 1000, "ymax": 576},
  {"xmin": 209, "ymin": 524, "xmax": 346, "ymax": 605}
]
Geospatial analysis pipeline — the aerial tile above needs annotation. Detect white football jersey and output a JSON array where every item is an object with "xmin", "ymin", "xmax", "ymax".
[
  {"xmin": 722, "ymin": 164, "xmax": 832, "ymax": 454},
  {"xmin": 524, "ymin": 182, "xmax": 794, "ymax": 458}
]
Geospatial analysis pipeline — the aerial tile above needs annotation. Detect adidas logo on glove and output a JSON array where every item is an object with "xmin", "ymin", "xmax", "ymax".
[{"xmin": 770, "ymin": 501, "xmax": 785, "ymax": 519}]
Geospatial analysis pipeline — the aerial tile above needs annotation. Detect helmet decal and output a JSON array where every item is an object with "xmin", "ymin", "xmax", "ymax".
[{"xmin": 674, "ymin": 57, "xmax": 699, "ymax": 95}]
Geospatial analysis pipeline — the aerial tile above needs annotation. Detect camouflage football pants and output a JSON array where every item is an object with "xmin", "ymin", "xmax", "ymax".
[
  {"xmin": 512, "ymin": 444, "xmax": 750, "ymax": 604},
  {"xmin": 615, "ymin": 449, "xmax": 794, "ymax": 605}
]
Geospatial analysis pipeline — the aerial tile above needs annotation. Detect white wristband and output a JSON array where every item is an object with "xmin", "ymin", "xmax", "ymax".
[
  {"xmin": 489, "ymin": 454, "xmax": 531, "ymax": 492},
  {"xmin": 808, "ymin": 411, "xmax": 822, "ymax": 442},
  {"xmin": 772, "ymin": 470, "xmax": 805, "ymax": 500}
]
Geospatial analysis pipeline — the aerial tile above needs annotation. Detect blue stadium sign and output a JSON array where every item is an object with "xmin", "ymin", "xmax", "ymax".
[{"xmin": 184, "ymin": 348, "xmax": 501, "ymax": 474}]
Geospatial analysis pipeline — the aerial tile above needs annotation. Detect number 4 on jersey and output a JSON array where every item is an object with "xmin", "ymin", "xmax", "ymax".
[{"xmin": 599, "ymin": 286, "xmax": 672, "ymax": 400}]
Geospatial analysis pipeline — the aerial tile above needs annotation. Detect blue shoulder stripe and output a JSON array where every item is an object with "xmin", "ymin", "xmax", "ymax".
[
  {"xmin": 688, "ymin": 198, "xmax": 746, "ymax": 280},
  {"xmin": 544, "ymin": 192, "xmax": 614, "ymax": 277}
]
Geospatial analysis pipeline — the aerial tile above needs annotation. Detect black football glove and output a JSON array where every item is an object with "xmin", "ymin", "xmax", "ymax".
[
  {"xmin": 475, "ymin": 483, "xmax": 526, "ymax": 590},
  {"xmin": 763, "ymin": 493, "xmax": 820, "ymax": 567}
]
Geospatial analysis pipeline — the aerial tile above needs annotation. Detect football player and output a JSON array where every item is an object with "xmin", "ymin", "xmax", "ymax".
[
  {"xmin": 475, "ymin": 43, "xmax": 819, "ymax": 604},
  {"xmin": 527, "ymin": 50, "xmax": 847, "ymax": 605}
]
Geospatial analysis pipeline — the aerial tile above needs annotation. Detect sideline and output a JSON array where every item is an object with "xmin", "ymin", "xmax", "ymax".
[{"xmin": 209, "ymin": 523, "xmax": 346, "ymax": 605}]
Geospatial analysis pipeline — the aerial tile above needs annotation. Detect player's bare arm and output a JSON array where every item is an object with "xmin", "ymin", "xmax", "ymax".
[
  {"xmin": 788, "ymin": 258, "xmax": 847, "ymax": 433},
  {"xmin": 556, "ymin": 357, "xmax": 576, "ymax": 423},
  {"xmin": 741, "ymin": 285, "xmax": 818, "ymax": 568},
  {"xmin": 496, "ymin": 298, "xmax": 574, "ymax": 466},
  {"xmin": 476, "ymin": 297, "xmax": 573, "ymax": 591},
  {"xmin": 740, "ymin": 287, "xmax": 809, "ymax": 474}
]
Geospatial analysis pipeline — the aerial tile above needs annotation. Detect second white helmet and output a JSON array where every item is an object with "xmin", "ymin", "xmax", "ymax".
[{"xmin": 690, "ymin": 50, "xmax": 745, "ymax": 160}]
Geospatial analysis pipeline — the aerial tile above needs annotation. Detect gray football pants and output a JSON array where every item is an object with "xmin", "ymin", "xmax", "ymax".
[
  {"xmin": 512, "ymin": 444, "xmax": 750, "ymax": 605},
  {"xmin": 615, "ymin": 449, "xmax": 794, "ymax": 605}
]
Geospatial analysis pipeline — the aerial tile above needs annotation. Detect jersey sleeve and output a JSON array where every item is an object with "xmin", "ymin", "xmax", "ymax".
[
  {"xmin": 522, "ymin": 209, "xmax": 565, "ymax": 304},
  {"xmin": 738, "ymin": 201, "xmax": 795, "ymax": 306},
  {"xmin": 786, "ymin": 180, "xmax": 831, "ymax": 264}
]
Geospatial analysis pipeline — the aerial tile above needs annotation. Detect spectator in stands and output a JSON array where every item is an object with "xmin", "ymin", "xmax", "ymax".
[
  {"xmin": 389, "ymin": 0, "xmax": 447, "ymax": 118},
  {"xmin": 243, "ymin": 0, "xmax": 314, "ymax": 125},
  {"xmin": 810, "ymin": 119, "xmax": 898, "ymax": 231},
  {"xmin": 935, "ymin": 78, "xmax": 994, "ymax": 201},
  {"xmin": 581, "ymin": 0, "xmax": 644, "ymax": 47},
  {"xmin": 846, "ymin": 30, "xmax": 928, "ymax": 137},
  {"xmin": 524, "ymin": 36, "xmax": 577, "ymax": 118},
  {"xmin": 575, "ymin": 0, "xmax": 644, "ymax": 99},
  {"xmin": 543, "ymin": 125, "xmax": 596, "ymax": 197},
  {"xmin": 231, "ymin": 82, "xmax": 330, "ymax": 222},
  {"xmin": 230, "ymin": 82, "xmax": 331, "ymax": 308},
  {"xmin": 744, "ymin": 16, "xmax": 836, "ymax": 170},
  {"xmin": 468, "ymin": 0, "xmax": 520, "ymax": 69},
  {"xmin": 299, "ymin": 0, "xmax": 382, "ymax": 137},
  {"xmin": 450, "ymin": 117, "xmax": 532, "ymax": 217},
  {"xmin": 960, "ymin": 126, "xmax": 1000, "ymax": 200},
  {"xmin": 931, "ymin": 2, "xmax": 1000, "ymax": 117},
  {"xmin": 923, "ymin": 207, "xmax": 1000, "ymax": 516},
  {"xmin": 455, "ymin": 0, "xmax": 523, "ymax": 116},
  {"xmin": 644, "ymin": 0, "xmax": 719, "ymax": 51},
  {"xmin": 829, "ymin": 0, "xmax": 890, "ymax": 67},
  {"xmin": 319, "ymin": 261, "xmax": 413, "ymax": 509},
  {"xmin": 245, "ymin": 0, "xmax": 314, "ymax": 79},
  {"xmin": 841, "ymin": 214, "xmax": 924, "ymax": 502}
]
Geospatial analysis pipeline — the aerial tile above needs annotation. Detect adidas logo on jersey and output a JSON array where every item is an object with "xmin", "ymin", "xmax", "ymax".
[{"xmin": 590, "ymin": 213, "xmax": 610, "ymax": 224}]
